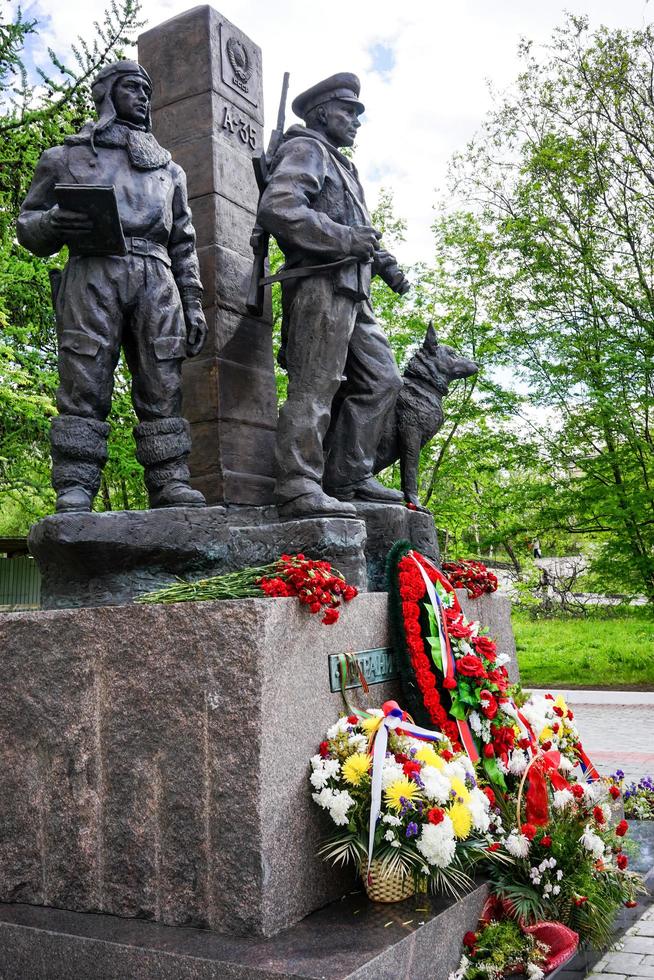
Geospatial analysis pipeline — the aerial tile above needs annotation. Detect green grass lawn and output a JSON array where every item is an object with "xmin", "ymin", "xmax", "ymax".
[{"xmin": 512, "ymin": 609, "xmax": 654, "ymax": 689}]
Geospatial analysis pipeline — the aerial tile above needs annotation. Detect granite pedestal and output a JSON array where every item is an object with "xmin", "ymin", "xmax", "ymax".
[{"xmin": 0, "ymin": 594, "xmax": 401, "ymax": 938}]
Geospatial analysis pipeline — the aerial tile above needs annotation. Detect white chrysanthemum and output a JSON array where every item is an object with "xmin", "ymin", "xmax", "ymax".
[
  {"xmin": 580, "ymin": 825, "xmax": 605, "ymax": 859},
  {"xmin": 558, "ymin": 756, "xmax": 573, "ymax": 772},
  {"xmin": 527, "ymin": 964, "xmax": 545, "ymax": 980},
  {"xmin": 508, "ymin": 750, "xmax": 529, "ymax": 775},
  {"xmin": 505, "ymin": 832, "xmax": 531, "ymax": 858},
  {"xmin": 496, "ymin": 652, "xmax": 510, "ymax": 667},
  {"xmin": 497, "ymin": 757, "xmax": 509, "ymax": 775},
  {"xmin": 326, "ymin": 717, "xmax": 351, "ymax": 739},
  {"xmin": 382, "ymin": 813, "xmax": 402, "ymax": 826},
  {"xmin": 368, "ymin": 708, "xmax": 384, "ymax": 717},
  {"xmin": 380, "ymin": 760, "xmax": 404, "ymax": 789},
  {"xmin": 449, "ymin": 955, "xmax": 471, "ymax": 980},
  {"xmin": 416, "ymin": 817, "xmax": 457, "ymax": 868},
  {"xmin": 328, "ymin": 789, "xmax": 355, "ymax": 826},
  {"xmin": 347, "ymin": 733, "xmax": 368, "ymax": 753},
  {"xmin": 421, "ymin": 767, "xmax": 452, "ymax": 804},
  {"xmin": 468, "ymin": 790, "xmax": 491, "ymax": 832},
  {"xmin": 384, "ymin": 829, "xmax": 395, "ymax": 842},
  {"xmin": 469, "ymin": 712, "xmax": 482, "ymax": 735},
  {"xmin": 309, "ymin": 757, "xmax": 340, "ymax": 789},
  {"xmin": 553, "ymin": 789, "xmax": 574, "ymax": 810},
  {"xmin": 445, "ymin": 760, "xmax": 468, "ymax": 782},
  {"xmin": 583, "ymin": 781, "xmax": 605, "ymax": 804},
  {"xmin": 312, "ymin": 787, "xmax": 334, "ymax": 810}
]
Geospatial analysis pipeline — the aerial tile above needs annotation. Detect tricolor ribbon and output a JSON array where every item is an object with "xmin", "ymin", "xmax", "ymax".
[
  {"xmin": 408, "ymin": 552, "xmax": 480, "ymax": 765},
  {"xmin": 575, "ymin": 744, "xmax": 600, "ymax": 782},
  {"xmin": 336, "ymin": 652, "xmax": 371, "ymax": 717},
  {"xmin": 367, "ymin": 700, "xmax": 446, "ymax": 875}
]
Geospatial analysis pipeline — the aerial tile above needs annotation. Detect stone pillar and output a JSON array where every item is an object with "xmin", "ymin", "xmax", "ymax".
[{"xmin": 138, "ymin": 6, "xmax": 277, "ymax": 505}]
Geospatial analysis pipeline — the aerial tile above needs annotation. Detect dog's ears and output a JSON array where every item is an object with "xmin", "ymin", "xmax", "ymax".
[{"xmin": 423, "ymin": 321, "xmax": 439, "ymax": 348}]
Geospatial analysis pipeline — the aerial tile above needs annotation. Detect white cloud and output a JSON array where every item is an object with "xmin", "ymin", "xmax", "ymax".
[{"xmin": 16, "ymin": 0, "xmax": 654, "ymax": 265}]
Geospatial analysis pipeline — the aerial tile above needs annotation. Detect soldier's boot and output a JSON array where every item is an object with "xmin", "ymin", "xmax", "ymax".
[
  {"xmin": 50, "ymin": 415, "xmax": 110, "ymax": 513},
  {"xmin": 134, "ymin": 417, "xmax": 206, "ymax": 509}
]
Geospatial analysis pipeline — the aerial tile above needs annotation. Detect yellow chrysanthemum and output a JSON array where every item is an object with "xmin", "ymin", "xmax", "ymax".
[
  {"xmin": 342, "ymin": 752, "xmax": 371, "ymax": 786},
  {"xmin": 450, "ymin": 776, "xmax": 471, "ymax": 802},
  {"xmin": 415, "ymin": 746, "xmax": 445, "ymax": 770},
  {"xmin": 555, "ymin": 695, "xmax": 568, "ymax": 713},
  {"xmin": 361, "ymin": 715, "xmax": 383, "ymax": 736},
  {"xmin": 385, "ymin": 777, "xmax": 420, "ymax": 812},
  {"xmin": 448, "ymin": 801, "xmax": 473, "ymax": 840},
  {"xmin": 540, "ymin": 726, "xmax": 554, "ymax": 743}
]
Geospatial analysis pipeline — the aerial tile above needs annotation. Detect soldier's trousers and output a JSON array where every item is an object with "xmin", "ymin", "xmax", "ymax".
[
  {"xmin": 275, "ymin": 275, "xmax": 402, "ymax": 504},
  {"xmin": 55, "ymin": 253, "xmax": 187, "ymax": 421}
]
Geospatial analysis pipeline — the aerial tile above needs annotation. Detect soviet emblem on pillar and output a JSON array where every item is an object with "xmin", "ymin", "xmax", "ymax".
[{"xmin": 226, "ymin": 36, "xmax": 253, "ymax": 93}]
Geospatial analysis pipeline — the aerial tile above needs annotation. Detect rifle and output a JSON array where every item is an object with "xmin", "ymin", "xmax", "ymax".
[{"xmin": 246, "ymin": 71, "xmax": 290, "ymax": 317}]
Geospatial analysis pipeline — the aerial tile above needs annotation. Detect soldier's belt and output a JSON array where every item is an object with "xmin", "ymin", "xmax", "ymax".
[
  {"xmin": 260, "ymin": 256, "xmax": 359, "ymax": 286},
  {"xmin": 69, "ymin": 237, "xmax": 171, "ymax": 267},
  {"xmin": 125, "ymin": 237, "xmax": 171, "ymax": 266}
]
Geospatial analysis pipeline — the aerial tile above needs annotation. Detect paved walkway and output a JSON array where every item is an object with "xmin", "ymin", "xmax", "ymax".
[
  {"xmin": 588, "ymin": 904, "xmax": 654, "ymax": 980},
  {"xmin": 530, "ymin": 690, "xmax": 654, "ymax": 784}
]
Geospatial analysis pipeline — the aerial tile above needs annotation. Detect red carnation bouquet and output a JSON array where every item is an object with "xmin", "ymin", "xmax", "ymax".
[
  {"xmin": 137, "ymin": 553, "xmax": 358, "ymax": 625},
  {"xmin": 442, "ymin": 559, "xmax": 499, "ymax": 599}
]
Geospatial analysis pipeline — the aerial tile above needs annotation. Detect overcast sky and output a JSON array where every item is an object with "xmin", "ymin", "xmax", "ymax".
[{"xmin": 17, "ymin": 0, "xmax": 654, "ymax": 265}]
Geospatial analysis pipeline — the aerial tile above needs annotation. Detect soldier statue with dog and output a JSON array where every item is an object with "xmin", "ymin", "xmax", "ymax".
[{"xmin": 252, "ymin": 71, "xmax": 477, "ymax": 517}]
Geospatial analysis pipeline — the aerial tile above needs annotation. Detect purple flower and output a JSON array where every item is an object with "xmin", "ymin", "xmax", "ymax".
[{"xmin": 406, "ymin": 822, "xmax": 419, "ymax": 838}]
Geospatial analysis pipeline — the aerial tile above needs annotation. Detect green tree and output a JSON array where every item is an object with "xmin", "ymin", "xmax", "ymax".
[
  {"xmin": 0, "ymin": 0, "xmax": 144, "ymax": 533},
  {"xmin": 446, "ymin": 16, "xmax": 654, "ymax": 599}
]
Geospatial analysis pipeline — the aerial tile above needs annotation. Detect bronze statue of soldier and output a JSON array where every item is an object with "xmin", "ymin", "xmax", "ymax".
[
  {"xmin": 256, "ymin": 73, "xmax": 410, "ymax": 519},
  {"xmin": 18, "ymin": 60, "xmax": 207, "ymax": 513}
]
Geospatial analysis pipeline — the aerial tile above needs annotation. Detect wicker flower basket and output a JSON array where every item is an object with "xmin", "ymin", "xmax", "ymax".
[{"xmin": 362, "ymin": 859, "xmax": 416, "ymax": 903}]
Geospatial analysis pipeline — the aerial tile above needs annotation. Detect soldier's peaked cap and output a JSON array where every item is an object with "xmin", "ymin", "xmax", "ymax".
[{"xmin": 291, "ymin": 73, "xmax": 365, "ymax": 119}]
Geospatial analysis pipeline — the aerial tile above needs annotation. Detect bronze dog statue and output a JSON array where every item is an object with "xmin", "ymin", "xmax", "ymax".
[{"xmin": 373, "ymin": 324, "xmax": 479, "ymax": 506}]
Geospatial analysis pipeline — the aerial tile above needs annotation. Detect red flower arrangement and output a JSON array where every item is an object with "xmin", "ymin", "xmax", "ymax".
[
  {"xmin": 442, "ymin": 559, "xmax": 499, "ymax": 599},
  {"xmin": 387, "ymin": 542, "xmax": 461, "ymax": 746},
  {"xmin": 138, "ymin": 552, "xmax": 358, "ymax": 624}
]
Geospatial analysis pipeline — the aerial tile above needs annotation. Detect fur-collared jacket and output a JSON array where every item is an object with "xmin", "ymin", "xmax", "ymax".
[
  {"xmin": 17, "ymin": 121, "xmax": 202, "ymax": 292},
  {"xmin": 257, "ymin": 124, "xmax": 376, "ymax": 301}
]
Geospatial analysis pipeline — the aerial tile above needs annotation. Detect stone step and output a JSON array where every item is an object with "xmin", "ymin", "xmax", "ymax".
[{"xmin": 0, "ymin": 881, "xmax": 488, "ymax": 980}]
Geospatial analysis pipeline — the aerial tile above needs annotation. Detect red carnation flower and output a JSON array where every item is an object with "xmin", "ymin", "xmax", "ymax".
[
  {"xmin": 443, "ymin": 677, "xmax": 457, "ymax": 689},
  {"xmin": 441, "ymin": 750, "xmax": 454, "ymax": 761},
  {"xmin": 540, "ymin": 836, "xmax": 552, "ymax": 848},
  {"xmin": 487, "ymin": 842, "xmax": 501, "ymax": 852},
  {"xmin": 571, "ymin": 784, "xmax": 585, "ymax": 800},
  {"xmin": 480, "ymin": 690, "xmax": 498, "ymax": 720},
  {"xmin": 463, "ymin": 932, "xmax": 477, "ymax": 949},
  {"xmin": 456, "ymin": 654, "xmax": 487, "ymax": 678},
  {"xmin": 427, "ymin": 807, "xmax": 445, "ymax": 825},
  {"xmin": 617, "ymin": 853, "xmax": 628, "ymax": 870},
  {"xmin": 321, "ymin": 608, "xmax": 339, "ymax": 625},
  {"xmin": 319, "ymin": 741, "xmax": 330, "ymax": 758},
  {"xmin": 609, "ymin": 786, "xmax": 621, "ymax": 800},
  {"xmin": 473, "ymin": 635, "xmax": 497, "ymax": 661},
  {"xmin": 347, "ymin": 715, "xmax": 358, "ymax": 725},
  {"xmin": 574, "ymin": 896, "xmax": 588, "ymax": 907},
  {"xmin": 541, "ymin": 740, "xmax": 552, "ymax": 752},
  {"xmin": 521, "ymin": 823, "xmax": 537, "ymax": 841},
  {"xmin": 343, "ymin": 585, "xmax": 358, "ymax": 601},
  {"xmin": 553, "ymin": 706, "xmax": 564, "ymax": 717},
  {"xmin": 403, "ymin": 760, "xmax": 422, "ymax": 780},
  {"xmin": 625, "ymin": 900, "xmax": 638, "ymax": 908},
  {"xmin": 615, "ymin": 820, "xmax": 628, "ymax": 837},
  {"xmin": 593, "ymin": 805, "xmax": 606, "ymax": 825},
  {"xmin": 545, "ymin": 694, "xmax": 555, "ymax": 701}
]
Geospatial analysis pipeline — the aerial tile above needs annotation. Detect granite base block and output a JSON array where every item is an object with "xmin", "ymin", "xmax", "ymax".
[
  {"xmin": 28, "ymin": 506, "xmax": 368, "ymax": 609},
  {"xmin": 0, "ymin": 881, "xmax": 489, "ymax": 980},
  {"xmin": 28, "ymin": 501, "xmax": 440, "ymax": 609},
  {"xmin": 0, "ymin": 593, "xmax": 400, "ymax": 937}
]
